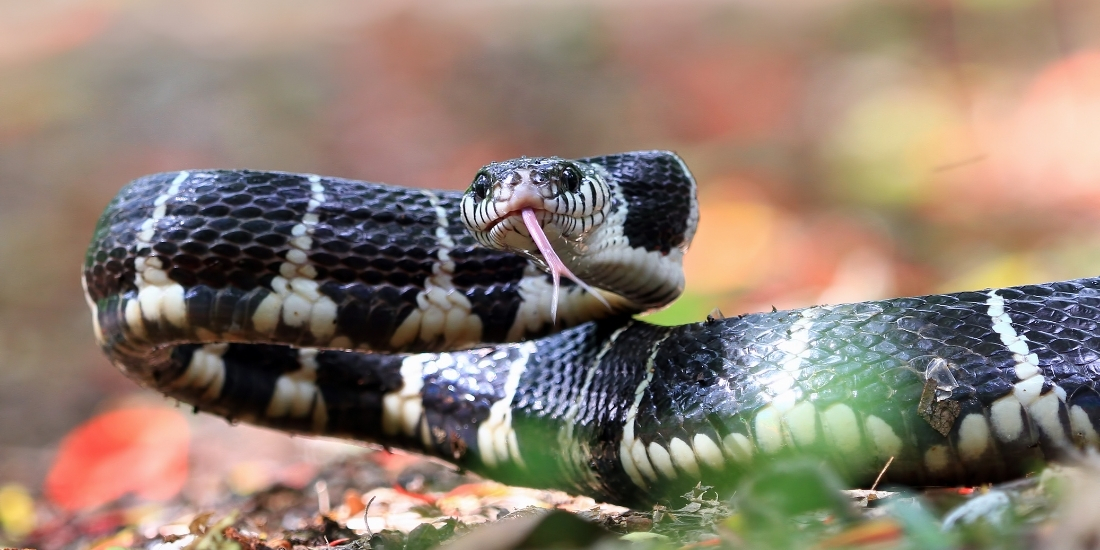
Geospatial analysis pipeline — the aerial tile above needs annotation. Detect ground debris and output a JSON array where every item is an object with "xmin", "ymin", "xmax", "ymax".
[{"xmin": 18, "ymin": 452, "xmax": 1100, "ymax": 549}]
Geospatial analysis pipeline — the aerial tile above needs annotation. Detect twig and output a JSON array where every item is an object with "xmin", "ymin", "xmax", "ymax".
[
  {"xmin": 870, "ymin": 456, "xmax": 895, "ymax": 492},
  {"xmin": 364, "ymin": 495, "xmax": 377, "ymax": 537},
  {"xmin": 315, "ymin": 480, "xmax": 330, "ymax": 515}
]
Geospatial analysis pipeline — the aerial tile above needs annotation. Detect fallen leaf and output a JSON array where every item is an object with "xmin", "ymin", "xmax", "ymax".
[{"xmin": 45, "ymin": 407, "xmax": 189, "ymax": 511}]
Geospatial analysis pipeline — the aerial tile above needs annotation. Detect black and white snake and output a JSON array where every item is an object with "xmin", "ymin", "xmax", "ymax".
[{"xmin": 84, "ymin": 150, "xmax": 1100, "ymax": 508}]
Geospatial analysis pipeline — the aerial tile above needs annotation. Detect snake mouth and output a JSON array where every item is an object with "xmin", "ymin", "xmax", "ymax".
[
  {"xmin": 480, "ymin": 179, "xmax": 564, "ymax": 237},
  {"xmin": 487, "ymin": 207, "xmax": 551, "ymax": 236},
  {"xmin": 484, "ymin": 206, "xmax": 580, "ymax": 246}
]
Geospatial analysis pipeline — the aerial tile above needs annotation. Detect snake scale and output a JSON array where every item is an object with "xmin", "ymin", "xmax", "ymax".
[{"xmin": 84, "ymin": 150, "xmax": 1100, "ymax": 508}]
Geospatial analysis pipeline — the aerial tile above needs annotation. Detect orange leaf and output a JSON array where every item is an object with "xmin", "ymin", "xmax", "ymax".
[
  {"xmin": 816, "ymin": 519, "xmax": 903, "ymax": 549},
  {"xmin": 45, "ymin": 407, "xmax": 189, "ymax": 511}
]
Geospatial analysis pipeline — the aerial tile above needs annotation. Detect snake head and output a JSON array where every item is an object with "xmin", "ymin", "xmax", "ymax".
[
  {"xmin": 460, "ymin": 151, "xmax": 695, "ymax": 314},
  {"xmin": 460, "ymin": 156, "xmax": 616, "ymax": 319},
  {"xmin": 459, "ymin": 156, "xmax": 612, "ymax": 257}
]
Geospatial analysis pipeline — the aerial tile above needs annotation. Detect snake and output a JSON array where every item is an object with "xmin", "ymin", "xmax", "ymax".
[{"xmin": 83, "ymin": 150, "xmax": 1100, "ymax": 508}]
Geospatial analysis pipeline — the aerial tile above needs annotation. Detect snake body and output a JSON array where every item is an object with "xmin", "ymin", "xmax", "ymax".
[{"xmin": 84, "ymin": 151, "xmax": 1100, "ymax": 507}]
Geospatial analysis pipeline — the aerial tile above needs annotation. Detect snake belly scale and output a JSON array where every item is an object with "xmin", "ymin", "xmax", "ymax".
[{"xmin": 84, "ymin": 150, "xmax": 1100, "ymax": 507}]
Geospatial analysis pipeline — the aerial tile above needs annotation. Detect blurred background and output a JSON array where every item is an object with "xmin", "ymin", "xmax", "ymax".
[{"xmin": 2, "ymin": 0, "xmax": 1100, "ymax": 539}]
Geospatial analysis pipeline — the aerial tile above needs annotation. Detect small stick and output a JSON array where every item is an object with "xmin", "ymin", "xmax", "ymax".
[
  {"xmin": 870, "ymin": 456, "xmax": 895, "ymax": 492},
  {"xmin": 364, "ymin": 495, "xmax": 377, "ymax": 537},
  {"xmin": 315, "ymin": 480, "xmax": 330, "ymax": 515}
]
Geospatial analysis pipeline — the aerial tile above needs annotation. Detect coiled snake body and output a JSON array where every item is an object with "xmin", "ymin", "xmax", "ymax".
[{"xmin": 84, "ymin": 151, "xmax": 1100, "ymax": 507}]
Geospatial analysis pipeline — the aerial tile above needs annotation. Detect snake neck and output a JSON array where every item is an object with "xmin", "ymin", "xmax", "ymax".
[
  {"xmin": 515, "ymin": 152, "xmax": 697, "ymax": 312},
  {"xmin": 533, "ymin": 210, "xmax": 687, "ymax": 312},
  {"xmin": 577, "ymin": 150, "xmax": 696, "ymax": 311}
]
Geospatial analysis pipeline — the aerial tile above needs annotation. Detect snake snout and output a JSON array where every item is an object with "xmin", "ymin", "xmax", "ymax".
[{"xmin": 503, "ymin": 179, "xmax": 550, "ymax": 212}]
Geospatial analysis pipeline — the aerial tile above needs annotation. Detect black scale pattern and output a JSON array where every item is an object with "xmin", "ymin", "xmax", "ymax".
[
  {"xmin": 491, "ymin": 278, "xmax": 1100, "ymax": 505},
  {"xmin": 85, "ymin": 170, "xmax": 541, "ymax": 351},
  {"xmin": 583, "ymin": 151, "xmax": 695, "ymax": 254},
  {"xmin": 85, "ymin": 177, "xmax": 163, "ymax": 300},
  {"xmin": 447, "ymin": 245, "xmax": 530, "ymax": 343},
  {"xmin": 496, "ymin": 318, "xmax": 662, "ymax": 502},
  {"xmin": 161, "ymin": 343, "xmax": 408, "ymax": 438}
]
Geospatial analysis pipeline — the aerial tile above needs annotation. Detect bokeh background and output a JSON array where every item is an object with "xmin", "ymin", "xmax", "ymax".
[{"xmin": 3, "ymin": 0, "xmax": 1100, "ymax": 539}]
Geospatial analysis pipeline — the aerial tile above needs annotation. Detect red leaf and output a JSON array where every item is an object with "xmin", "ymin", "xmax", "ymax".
[{"xmin": 45, "ymin": 407, "xmax": 189, "ymax": 511}]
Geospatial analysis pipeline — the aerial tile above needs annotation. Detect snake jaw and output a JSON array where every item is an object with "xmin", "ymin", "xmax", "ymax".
[
  {"xmin": 485, "ymin": 206, "xmax": 612, "ymax": 322},
  {"xmin": 475, "ymin": 190, "xmax": 600, "ymax": 262},
  {"xmin": 519, "ymin": 208, "xmax": 611, "ymax": 322}
]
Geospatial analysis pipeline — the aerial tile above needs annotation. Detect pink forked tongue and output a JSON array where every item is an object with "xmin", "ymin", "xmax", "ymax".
[{"xmin": 521, "ymin": 208, "xmax": 611, "ymax": 322}]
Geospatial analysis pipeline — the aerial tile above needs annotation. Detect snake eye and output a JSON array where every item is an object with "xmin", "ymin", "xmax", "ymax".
[
  {"xmin": 471, "ymin": 172, "xmax": 491, "ymax": 201},
  {"xmin": 561, "ymin": 166, "xmax": 581, "ymax": 193}
]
